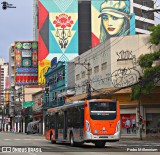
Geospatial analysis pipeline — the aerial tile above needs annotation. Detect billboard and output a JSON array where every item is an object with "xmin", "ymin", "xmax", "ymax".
[
  {"xmin": 91, "ymin": 0, "xmax": 135, "ymax": 47},
  {"xmin": 15, "ymin": 41, "xmax": 38, "ymax": 85},
  {"xmin": 38, "ymin": 0, "xmax": 78, "ymax": 84}
]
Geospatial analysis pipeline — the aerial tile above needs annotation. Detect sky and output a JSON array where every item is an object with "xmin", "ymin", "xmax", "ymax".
[
  {"xmin": 0, "ymin": 0, "xmax": 160, "ymax": 62},
  {"xmin": 0, "ymin": 0, "xmax": 33, "ymax": 62}
]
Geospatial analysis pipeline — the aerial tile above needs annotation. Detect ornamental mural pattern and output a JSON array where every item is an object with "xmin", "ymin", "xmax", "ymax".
[
  {"xmin": 38, "ymin": 0, "xmax": 78, "ymax": 84},
  {"xmin": 15, "ymin": 41, "xmax": 38, "ymax": 85}
]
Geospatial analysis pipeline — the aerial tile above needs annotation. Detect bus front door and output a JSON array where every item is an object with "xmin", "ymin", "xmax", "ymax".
[
  {"xmin": 55, "ymin": 113, "xmax": 58, "ymax": 139},
  {"xmin": 63, "ymin": 111, "xmax": 67, "ymax": 140}
]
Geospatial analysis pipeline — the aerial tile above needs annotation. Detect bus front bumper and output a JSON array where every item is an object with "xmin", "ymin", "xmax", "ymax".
[{"xmin": 84, "ymin": 131, "xmax": 120, "ymax": 141}]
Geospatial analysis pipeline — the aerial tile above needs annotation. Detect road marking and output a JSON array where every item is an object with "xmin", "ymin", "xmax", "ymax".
[
  {"xmin": 14, "ymin": 139, "xmax": 21, "ymax": 140},
  {"xmin": 28, "ymin": 153, "xmax": 37, "ymax": 155},
  {"xmin": 4, "ymin": 139, "xmax": 11, "ymax": 140}
]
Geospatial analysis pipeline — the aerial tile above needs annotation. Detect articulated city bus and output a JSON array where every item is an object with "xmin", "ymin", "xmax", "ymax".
[{"xmin": 45, "ymin": 99, "xmax": 120, "ymax": 147}]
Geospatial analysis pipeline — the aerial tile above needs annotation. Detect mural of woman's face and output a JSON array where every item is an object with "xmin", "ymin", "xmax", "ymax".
[{"xmin": 102, "ymin": 14, "xmax": 124, "ymax": 36}]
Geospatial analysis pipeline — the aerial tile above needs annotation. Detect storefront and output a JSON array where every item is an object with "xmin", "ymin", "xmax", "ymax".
[
  {"xmin": 121, "ymin": 113, "xmax": 137, "ymax": 135},
  {"xmin": 120, "ymin": 107, "xmax": 140, "ymax": 137},
  {"xmin": 32, "ymin": 113, "xmax": 43, "ymax": 134},
  {"xmin": 145, "ymin": 107, "xmax": 160, "ymax": 138}
]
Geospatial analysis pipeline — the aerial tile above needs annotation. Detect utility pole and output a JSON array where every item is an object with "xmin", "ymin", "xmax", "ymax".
[
  {"xmin": 75, "ymin": 62, "xmax": 91, "ymax": 99},
  {"xmin": 138, "ymin": 76, "xmax": 143, "ymax": 140}
]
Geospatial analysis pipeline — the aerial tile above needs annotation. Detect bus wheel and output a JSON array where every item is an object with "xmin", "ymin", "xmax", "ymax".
[
  {"xmin": 95, "ymin": 141, "xmax": 106, "ymax": 148},
  {"xmin": 70, "ymin": 133, "xmax": 76, "ymax": 147},
  {"xmin": 50, "ymin": 133, "xmax": 56, "ymax": 144}
]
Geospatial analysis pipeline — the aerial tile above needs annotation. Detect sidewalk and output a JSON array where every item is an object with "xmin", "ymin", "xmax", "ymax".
[
  {"xmin": 4, "ymin": 131, "xmax": 160, "ymax": 142},
  {"xmin": 4, "ymin": 131, "xmax": 44, "ymax": 136},
  {"xmin": 120, "ymin": 137, "xmax": 160, "ymax": 142}
]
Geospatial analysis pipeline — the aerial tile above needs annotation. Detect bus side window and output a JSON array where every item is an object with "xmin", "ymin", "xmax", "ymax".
[
  {"xmin": 58, "ymin": 111, "xmax": 63, "ymax": 129},
  {"xmin": 67, "ymin": 108, "xmax": 73, "ymax": 128},
  {"xmin": 80, "ymin": 106, "xmax": 84, "ymax": 127},
  {"xmin": 50, "ymin": 114, "xmax": 55, "ymax": 129}
]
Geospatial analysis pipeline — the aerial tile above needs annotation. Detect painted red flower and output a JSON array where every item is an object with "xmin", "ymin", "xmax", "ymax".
[{"xmin": 53, "ymin": 13, "xmax": 74, "ymax": 28}]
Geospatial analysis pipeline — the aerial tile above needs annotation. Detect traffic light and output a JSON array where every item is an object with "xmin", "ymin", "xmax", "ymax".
[{"xmin": 45, "ymin": 88, "xmax": 49, "ymax": 97}]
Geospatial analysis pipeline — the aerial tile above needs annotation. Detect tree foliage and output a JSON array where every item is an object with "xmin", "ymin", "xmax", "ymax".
[
  {"xmin": 148, "ymin": 24, "xmax": 160, "ymax": 45},
  {"xmin": 131, "ymin": 25, "xmax": 160, "ymax": 100}
]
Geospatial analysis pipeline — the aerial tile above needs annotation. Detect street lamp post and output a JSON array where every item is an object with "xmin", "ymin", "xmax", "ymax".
[{"xmin": 138, "ymin": 76, "xmax": 143, "ymax": 140}]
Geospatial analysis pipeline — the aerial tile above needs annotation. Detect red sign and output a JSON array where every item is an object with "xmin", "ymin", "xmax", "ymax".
[{"xmin": 121, "ymin": 114, "xmax": 136, "ymax": 129}]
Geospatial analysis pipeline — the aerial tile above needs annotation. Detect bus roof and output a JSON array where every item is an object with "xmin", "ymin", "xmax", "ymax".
[
  {"xmin": 47, "ymin": 99, "xmax": 117, "ymax": 114},
  {"xmin": 47, "ymin": 100, "xmax": 84, "ymax": 114}
]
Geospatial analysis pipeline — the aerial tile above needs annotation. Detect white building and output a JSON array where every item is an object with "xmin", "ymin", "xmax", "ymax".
[{"xmin": 72, "ymin": 34, "xmax": 160, "ymax": 138}]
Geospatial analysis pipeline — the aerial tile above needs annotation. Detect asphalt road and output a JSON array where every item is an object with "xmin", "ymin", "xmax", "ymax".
[{"xmin": 0, "ymin": 132, "xmax": 160, "ymax": 155}]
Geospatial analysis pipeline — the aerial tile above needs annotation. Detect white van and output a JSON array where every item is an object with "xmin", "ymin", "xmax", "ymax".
[{"xmin": 26, "ymin": 121, "xmax": 39, "ymax": 134}]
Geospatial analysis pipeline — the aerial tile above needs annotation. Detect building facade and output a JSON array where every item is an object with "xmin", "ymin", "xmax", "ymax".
[
  {"xmin": 0, "ymin": 58, "xmax": 9, "ymax": 131},
  {"xmin": 44, "ymin": 60, "xmax": 75, "ymax": 110},
  {"xmin": 8, "ymin": 44, "xmax": 16, "ymax": 127},
  {"xmin": 32, "ymin": 90, "xmax": 44, "ymax": 134},
  {"xmin": 8, "ymin": 44, "xmax": 23, "ymax": 132},
  {"xmin": 70, "ymin": 34, "xmax": 160, "ymax": 138},
  {"xmin": 33, "ymin": 0, "xmax": 156, "ymax": 86}
]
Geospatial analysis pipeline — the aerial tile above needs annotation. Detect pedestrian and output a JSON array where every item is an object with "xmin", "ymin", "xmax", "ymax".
[
  {"xmin": 125, "ymin": 119, "xmax": 131, "ymax": 134},
  {"xmin": 132, "ymin": 118, "xmax": 136, "ymax": 133}
]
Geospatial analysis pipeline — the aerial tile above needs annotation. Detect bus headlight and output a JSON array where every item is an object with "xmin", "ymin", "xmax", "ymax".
[
  {"xmin": 116, "ymin": 120, "xmax": 120, "ymax": 132},
  {"xmin": 86, "ymin": 120, "xmax": 91, "ymax": 132}
]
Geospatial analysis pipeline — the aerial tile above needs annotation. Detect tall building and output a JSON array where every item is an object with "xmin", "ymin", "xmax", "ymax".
[
  {"xmin": 0, "ymin": 59, "xmax": 9, "ymax": 105},
  {"xmin": 33, "ymin": 0, "xmax": 156, "ymax": 85},
  {"xmin": 33, "ymin": 0, "xmax": 156, "ymax": 55},
  {"xmin": 8, "ymin": 44, "xmax": 15, "ymax": 118},
  {"xmin": 132, "ymin": 0, "xmax": 155, "ymax": 34},
  {"xmin": 33, "ymin": 0, "xmax": 38, "ymax": 41},
  {"xmin": 0, "ymin": 58, "xmax": 9, "ymax": 131}
]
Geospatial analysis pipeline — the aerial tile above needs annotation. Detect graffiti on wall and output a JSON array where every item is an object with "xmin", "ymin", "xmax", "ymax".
[
  {"xmin": 111, "ymin": 68, "xmax": 138, "ymax": 87},
  {"xmin": 117, "ymin": 50, "xmax": 137, "ymax": 67},
  {"xmin": 111, "ymin": 50, "xmax": 140, "ymax": 87}
]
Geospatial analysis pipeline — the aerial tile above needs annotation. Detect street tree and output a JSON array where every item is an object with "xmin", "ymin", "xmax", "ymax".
[{"xmin": 131, "ymin": 24, "xmax": 160, "ymax": 100}]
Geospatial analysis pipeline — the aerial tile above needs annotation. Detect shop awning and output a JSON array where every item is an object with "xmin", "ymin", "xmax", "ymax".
[{"xmin": 66, "ymin": 87, "xmax": 132, "ymax": 102}]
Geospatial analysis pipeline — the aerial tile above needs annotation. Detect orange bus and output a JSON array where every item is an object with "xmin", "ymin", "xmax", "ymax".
[{"xmin": 45, "ymin": 99, "xmax": 120, "ymax": 147}]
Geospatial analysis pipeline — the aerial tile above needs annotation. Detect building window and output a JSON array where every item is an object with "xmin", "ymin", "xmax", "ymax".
[
  {"xmin": 76, "ymin": 74, "xmax": 80, "ymax": 81},
  {"xmin": 142, "ymin": 1, "xmax": 147, "ymax": 6},
  {"xmin": 141, "ymin": 10, "xmax": 147, "ymax": 18},
  {"xmin": 81, "ymin": 71, "xmax": 85, "ymax": 78},
  {"xmin": 101, "ymin": 62, "xmax": 107, "ymax": 71},
  {"xmin": 142, "ymin": 23, "xmax": 148, "ymax": 30},
  {"xmin": 94, "ymin": 66, "xmax": 99, "ymax": 74}
]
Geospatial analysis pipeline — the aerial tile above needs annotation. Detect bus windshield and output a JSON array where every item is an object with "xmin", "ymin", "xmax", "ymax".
[{"xmin": 89, "ymin": 102, "xmax": 117, "ymax": 120}]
